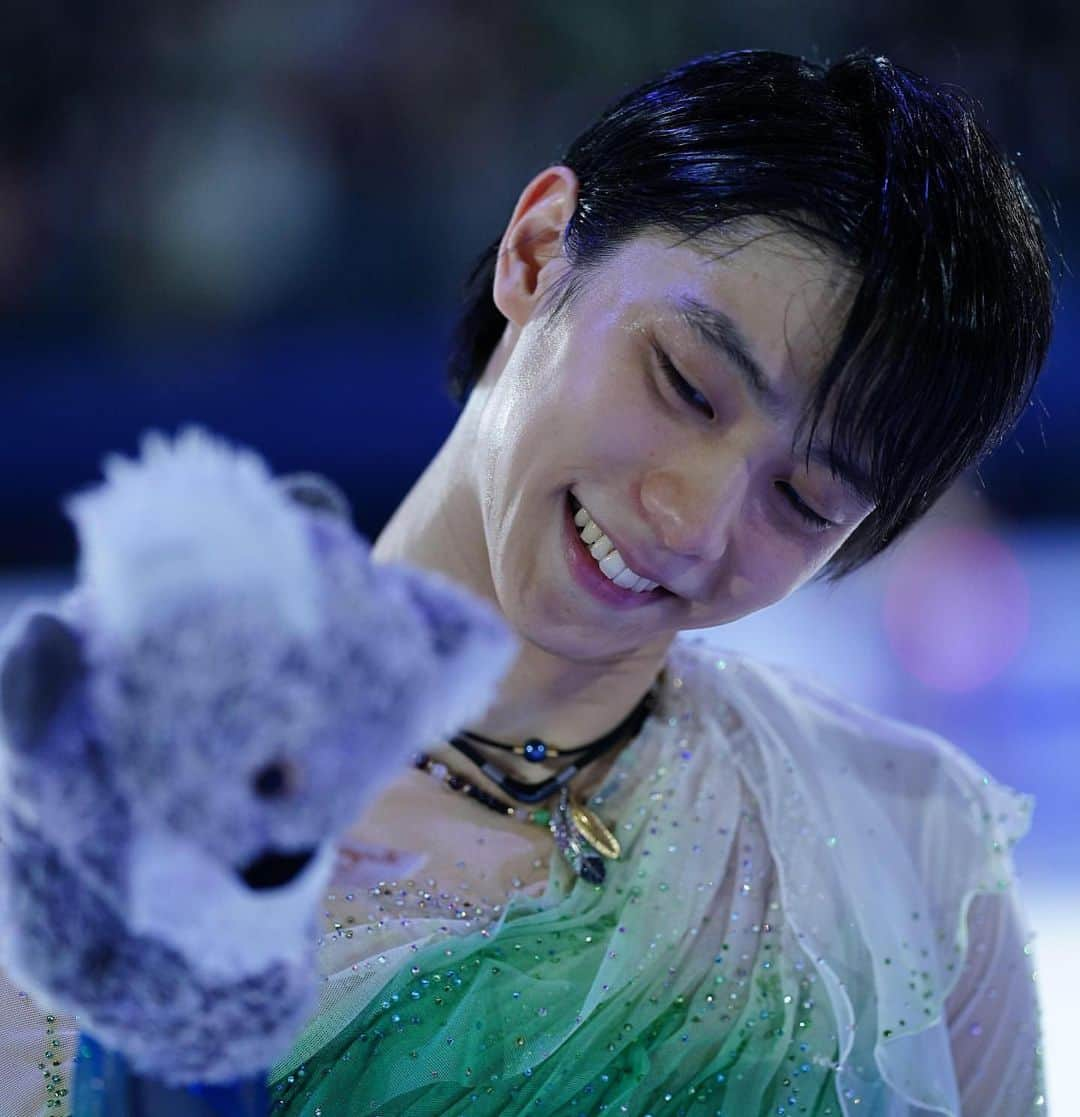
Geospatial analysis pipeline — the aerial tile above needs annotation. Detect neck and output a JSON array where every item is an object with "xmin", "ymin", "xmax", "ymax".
[{"xmin": 371, "ymin": 381, "xmax": 671, "ymax": 787}]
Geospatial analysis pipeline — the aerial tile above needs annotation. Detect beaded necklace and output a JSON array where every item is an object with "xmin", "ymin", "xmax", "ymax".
[{"xmin": 412, "ymin": 671, "xmax": 664, "ymax": 885}]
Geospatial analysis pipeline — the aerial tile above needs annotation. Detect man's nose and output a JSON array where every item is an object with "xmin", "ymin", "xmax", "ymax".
[{"xmin": 639, "ymin": 457, "xmax": 750, "ymax": 562}]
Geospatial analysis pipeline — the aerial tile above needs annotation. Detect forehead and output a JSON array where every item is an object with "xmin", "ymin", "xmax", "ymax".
[{"xmin": 587, "ymin": 221, "xmax": 858, "ymax": 390}]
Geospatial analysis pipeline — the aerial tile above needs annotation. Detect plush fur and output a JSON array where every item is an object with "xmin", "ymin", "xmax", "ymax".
[{"xmin": 0, "ymin": 427, "xmax": 517, "ymax": 1086}]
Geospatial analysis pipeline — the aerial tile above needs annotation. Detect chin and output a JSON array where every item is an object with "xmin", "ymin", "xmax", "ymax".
[{"xmin": 529, "ymin": 611, "xmax": 674, "ymax": 665}]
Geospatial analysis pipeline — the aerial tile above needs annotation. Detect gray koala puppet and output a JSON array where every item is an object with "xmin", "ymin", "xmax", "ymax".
[{"xmin": 0, "ymin": 427, "xmax": 518, "ymax": 1089}]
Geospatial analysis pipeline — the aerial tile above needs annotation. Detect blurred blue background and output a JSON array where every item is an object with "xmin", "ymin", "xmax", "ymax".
[{"xmin": 0, "ymin": 1, "xmax": 1074, "ymax": 1106}]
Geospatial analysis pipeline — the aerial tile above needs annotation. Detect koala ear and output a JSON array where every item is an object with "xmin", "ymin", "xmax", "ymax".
[
  {"xmin": 390, "ymin": 564, "xmax": 518, "ymax": 739},
  {"xmin": 277, "ymin": 472, "xmax": 353, "ymax": 522},
  {"xmin": 0, "ymin": 611, "xmax": 86, "ymax": 754}
]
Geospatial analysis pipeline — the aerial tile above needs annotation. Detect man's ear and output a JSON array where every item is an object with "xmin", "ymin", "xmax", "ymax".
[
  {"xmin": 493, "ymin": 165, "xmax": 578, "ymax": 328},
  {"xmin": 0, "ymin": 610, "xmax": 86, "ymax": 754}
]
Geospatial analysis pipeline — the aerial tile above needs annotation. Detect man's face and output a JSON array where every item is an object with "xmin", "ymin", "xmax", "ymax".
[{"xmin": 471, "ymin": 223, "xmax": 876, "ymax": 664}]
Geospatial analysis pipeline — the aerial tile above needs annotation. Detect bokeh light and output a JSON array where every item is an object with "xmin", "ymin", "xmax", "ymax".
[{"xmin": 882, "ymin": 524, "xmax": 1031, "ymax": 692}]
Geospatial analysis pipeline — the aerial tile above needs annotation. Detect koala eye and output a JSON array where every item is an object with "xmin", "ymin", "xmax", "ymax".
[{"xmin": 252, "ymin": 760, "xmax": 295, "ymax": 799}]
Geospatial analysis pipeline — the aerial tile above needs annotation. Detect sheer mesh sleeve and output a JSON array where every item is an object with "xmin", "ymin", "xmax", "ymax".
[
  {"xmin": 0, "ymin": 954, "xmax": 78, "ymax": 1117},
  {"xmin": 945, "ymin": 886, "xmax": 1047, "ymax": 1115}
]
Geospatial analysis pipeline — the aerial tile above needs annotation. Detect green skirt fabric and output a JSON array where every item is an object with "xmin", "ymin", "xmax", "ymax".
[
  {"xmin": 266, "ymin": 637, "xmax": 1040, "ymax": 1116},
  {"xmin": 269, "ymin": 808, "xmax": 839, "ymax": 1116}
]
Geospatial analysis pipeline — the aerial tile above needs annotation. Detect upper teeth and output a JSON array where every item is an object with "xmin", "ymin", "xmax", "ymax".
[{"xmin": 573, "ymin": 499, "xmax": 660, "ymax": 593}]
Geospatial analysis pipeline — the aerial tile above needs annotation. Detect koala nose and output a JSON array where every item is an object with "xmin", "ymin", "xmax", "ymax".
[
  {"xmin": 252, "ymin": 760, "xmax": 294, "ymax": 798},
  {"xmin": 238, "ymin": 847, "xmax": 317, "ymax": 890}
]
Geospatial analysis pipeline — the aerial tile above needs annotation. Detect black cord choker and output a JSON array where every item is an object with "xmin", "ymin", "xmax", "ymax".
[
  {"xmin": 413, "ymin": 670, "xmax": 665, "ymax": 885},
  {"xmin": 447, "ymin": 670, "xmax": 665, "ymax": 806}
]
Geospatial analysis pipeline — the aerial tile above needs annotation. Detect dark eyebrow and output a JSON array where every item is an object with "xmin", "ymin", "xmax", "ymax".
[
  {"xmin": 805, "ymin": 443, "xmax": 875, "ymax": 505},
  {"xmin": 668, "ymin": 293, "xmax": 787, "ymax": 416},
  {"xmin": 665, "ymin": 293, "xmax": 875, "ymax": 505}
]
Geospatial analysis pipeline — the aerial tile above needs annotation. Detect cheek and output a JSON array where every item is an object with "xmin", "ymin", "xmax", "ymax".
[
  {"xmin": 476, "ymin": 383, "xmax": 559, "ymax": 515},
  {"xmin": 728, "ymin": 519, "xmax": 826, "ymax": 606},
  {"xmin": 550, "ymin": 360, "xmax": 666, "ymax": 477}
]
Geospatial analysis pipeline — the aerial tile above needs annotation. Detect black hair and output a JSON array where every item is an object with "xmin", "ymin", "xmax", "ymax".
[{"xmin": 445, "ymin": 49, "xmax": 1053, "ymax": 579}]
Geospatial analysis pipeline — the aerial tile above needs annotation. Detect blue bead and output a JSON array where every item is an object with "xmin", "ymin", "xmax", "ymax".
[
  {"xmin": 580, "ymin": 855, "xmax": 606, "ymax": 884},
  {"xmin": 523, "ymin": 738, "xmax": 547, "ymax": 762}
]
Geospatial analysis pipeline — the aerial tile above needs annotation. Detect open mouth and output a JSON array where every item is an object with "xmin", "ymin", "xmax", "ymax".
[
  {"xmin": 238, "ymin": 846, "xmax": 317, "ymax": 891},
  {"xmin": 565, "ymin": 491, "xmax": 673, "ymax": 608}
]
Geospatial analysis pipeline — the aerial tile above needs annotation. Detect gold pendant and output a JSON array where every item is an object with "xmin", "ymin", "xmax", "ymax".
[{"xmin": 569, "ymin": 798, "xmax": 621, "ymax": 860}]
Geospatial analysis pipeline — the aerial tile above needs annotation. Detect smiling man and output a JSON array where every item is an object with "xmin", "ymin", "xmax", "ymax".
[
  {"xmin": 375, "ymin": 200, "xmax": 879, "ymax": 778},
  {"xmin": 350, "ymin": 50, "xmax": 1050, "ymax": 1116}
]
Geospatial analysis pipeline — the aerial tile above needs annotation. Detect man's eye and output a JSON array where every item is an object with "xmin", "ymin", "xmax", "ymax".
[
  {"xmin": 775, "ymin": 481, "xmax": 834, "ymax": 531},
  {"xmin": 653, "ymin": 345, "xmax": 715, "ymax": 420}
]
